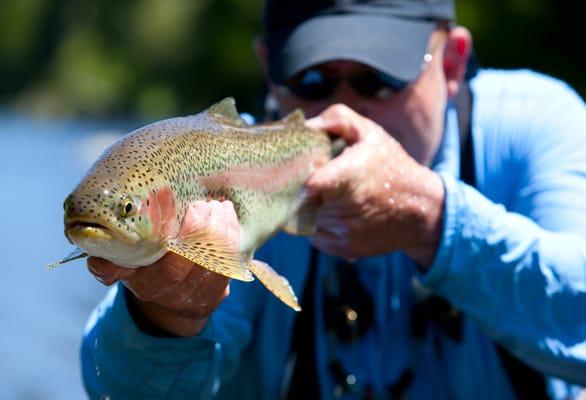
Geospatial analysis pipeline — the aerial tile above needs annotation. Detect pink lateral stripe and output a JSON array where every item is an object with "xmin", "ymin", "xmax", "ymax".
[{"xmin": 198, "ymin": 150, "xmax": 329, "ymax": 193}]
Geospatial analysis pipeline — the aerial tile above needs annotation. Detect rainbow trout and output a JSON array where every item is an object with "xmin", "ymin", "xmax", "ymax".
[{"xmin": 50, "ymin": 98, "xmax": 342, "ymax": 311}]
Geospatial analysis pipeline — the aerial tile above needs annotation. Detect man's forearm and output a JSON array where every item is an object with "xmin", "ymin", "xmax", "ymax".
[
  {"xmin": 422, "ymin": 174, "xmax": 586, "ymax": 384},
  {"xmin": 403, "ymin": 168, "xmax": 446, "ymax": 268}
]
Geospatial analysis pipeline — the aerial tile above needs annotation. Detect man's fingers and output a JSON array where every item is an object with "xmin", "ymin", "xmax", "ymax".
[
  {"xmin": 306, "ymin": 104, "xmax": 361, "ymax": 142},
  {"xmin": 306, "ymin": 104, "xmax": 373, "ymax": 143},
  {"xmin": 87, "ymin": 257, "xmax": 136, "ymax": 285},
  {"xmin": 305, "ymin": 150, "xmax": 352, "ymax": 197},
  {"xmin": 136, "ymin": 252, "xmax": 194, "ymax": 286},
  {"xmin": 305, "ymin": 103, "xmax": 388, "ymax": 199},
  {"xmin": 310, "ymin": 232, "xmax": 355, "ymax": 260}
]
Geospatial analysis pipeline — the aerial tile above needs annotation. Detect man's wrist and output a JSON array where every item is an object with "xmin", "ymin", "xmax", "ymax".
[{"xmin": 405, "ymin": 169, "xmax": 445, "ymax": 268}]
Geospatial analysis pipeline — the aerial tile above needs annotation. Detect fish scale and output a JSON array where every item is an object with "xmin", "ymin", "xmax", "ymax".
[{"xmin": 52, "ymin": 97, "xmax": 342, "ymax": 311}]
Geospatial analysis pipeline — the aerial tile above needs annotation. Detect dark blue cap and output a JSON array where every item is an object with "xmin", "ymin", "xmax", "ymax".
[{"xmin": 263, "ymin": 0, "xmax": 455, "ymax": 84}]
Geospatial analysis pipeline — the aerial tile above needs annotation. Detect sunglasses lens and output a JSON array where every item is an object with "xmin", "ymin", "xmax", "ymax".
[
  {"xmin": 284, "ymin": 69, "xmax": 337, "ymax": 100},
  {"xmin": 283, "ymin": 67, "xmax": 408, "ymax": 100},
  {"xmin": 351, "ymin": 71, "xmax": 407, "ymax": 99}
]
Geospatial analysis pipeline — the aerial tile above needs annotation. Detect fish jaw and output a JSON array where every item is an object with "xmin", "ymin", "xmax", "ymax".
[
  {"xmin": 64, "ymin": 216, "xmax": 166, "ymax": 267},
  {"xmin": 66, "ymin": 223, "xmax": 167, "ymax": 268},
  {"xmin": 64, "ymin": 213, "xmax": 142, "ymax": 244},
  {"xmin": 68, "ymin": 224, "xmax": 115, "ymax": 241}
]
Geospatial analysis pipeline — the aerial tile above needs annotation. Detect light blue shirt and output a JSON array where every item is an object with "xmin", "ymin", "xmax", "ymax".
[{"xmin": 82, "ymin": 69, "xmax": 586, "ymax": 399}]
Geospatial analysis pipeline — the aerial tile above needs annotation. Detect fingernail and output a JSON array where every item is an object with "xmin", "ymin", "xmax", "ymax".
[{"xmin": 306, "ymin": 116, "xmax": 324, "ymax": 129}]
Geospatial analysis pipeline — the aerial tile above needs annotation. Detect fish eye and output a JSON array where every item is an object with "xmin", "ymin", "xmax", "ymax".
[
  {"xmin": 120, "ymin": 197, "xmax": 137, "ymax": 218},
  {"xmin": 63, "ymin": 195, "xmax": 72, "ymax": 211}
]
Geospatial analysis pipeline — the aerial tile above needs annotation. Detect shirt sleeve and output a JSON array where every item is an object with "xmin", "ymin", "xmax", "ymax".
[
  {"xmin": 421, "ymin": 75, "xmax": 586, "ymax": 385},
  {"xmin": 81, "ymin": 278, "xmax": 260, "ymax": 399}
]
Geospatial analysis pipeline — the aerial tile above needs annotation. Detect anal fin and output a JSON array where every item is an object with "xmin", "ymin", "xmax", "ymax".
[{"xmin": 248, "ymin": 260, "xmax": 301, "ymax": 311}]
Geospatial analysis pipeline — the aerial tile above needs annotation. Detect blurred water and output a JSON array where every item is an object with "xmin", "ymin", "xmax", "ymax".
[{"xmin": 0, "ymin": 111, "xmax": 130, "ymax": 399}]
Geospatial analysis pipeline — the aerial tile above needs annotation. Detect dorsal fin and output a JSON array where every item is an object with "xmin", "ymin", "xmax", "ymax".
[
  {"xmin": 207, "ymin": 97, "xmax": 247, "ymax": 127},
  {"xmin": 282, "ymin": 109, "xmax": 306, "ymax": 126}
]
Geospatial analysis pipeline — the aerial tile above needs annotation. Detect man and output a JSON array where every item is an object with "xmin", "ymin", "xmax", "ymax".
[{"xmin": 82, "ymin": 0, "xmax": 586, "ymax": 398}]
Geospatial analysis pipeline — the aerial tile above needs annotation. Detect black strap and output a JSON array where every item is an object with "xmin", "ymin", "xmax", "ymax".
[
  {"xmin": 286, "ymin": 248, "xmax": 320, "ymax": 400},
  {"xmin": 494, "ymin": 345, "xmax": 549, "ymax": 400},
  {"xmin": 458, "ymin": 95, "xmax": 549, "ymax": 400},
  {"xmin": 460, "ymin": 116, "xmax": 476, "ymax": 188}
]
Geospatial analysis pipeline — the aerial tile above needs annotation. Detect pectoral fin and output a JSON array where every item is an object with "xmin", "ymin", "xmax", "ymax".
[
  {"xmin": 47, "ymin": 247, "xmax": 89, "ymax": 269},
  {"xmin": 167, "ymin": 229, "xmax": 253, "ymax": 282},
  {"xmin": 248, "ymin": 259, "xmax": 301, "ymax": 311}
]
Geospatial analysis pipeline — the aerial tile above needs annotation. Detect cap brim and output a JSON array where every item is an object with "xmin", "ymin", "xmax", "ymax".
[{"xmin": 267, "ymin": 14, "xmax": 435, "ymax": 84}]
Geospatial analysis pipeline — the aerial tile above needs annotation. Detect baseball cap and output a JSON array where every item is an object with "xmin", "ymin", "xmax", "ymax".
[{"xmin": 263, "ymin": 0, "xmax": 455, "ymax": 84}]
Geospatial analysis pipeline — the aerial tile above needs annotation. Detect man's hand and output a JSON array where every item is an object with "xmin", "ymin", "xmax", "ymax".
[
  {"xmin": 305, "ymin": 104, "xmax": 445, "ymax": 267},
  {"xmin": 87, "ymin": 200, "xmax": 238, "ymax": 337}
]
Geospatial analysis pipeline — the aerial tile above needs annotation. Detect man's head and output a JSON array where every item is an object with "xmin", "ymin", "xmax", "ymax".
[{"xmin": 258, "ymin": 0, "xmax": 472, "ymax": 166}]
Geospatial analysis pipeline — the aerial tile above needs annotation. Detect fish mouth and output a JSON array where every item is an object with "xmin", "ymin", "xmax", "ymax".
[
  {"xmin": 66, "ymin": 220, "xmax": 114, "ymax": 242},
  {"xmin": 67, "ymin": 221, "xmax": 108, "ymax": 230},
  {"xmin": 65, "ymin": 218, "xmax": 139, "ymax": 244}
]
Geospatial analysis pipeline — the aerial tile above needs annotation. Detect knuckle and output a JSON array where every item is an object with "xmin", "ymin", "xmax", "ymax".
[
  {"xmin": 163, "ymin": 270, "xmax": 184, "ymax": 284},
  {"xmin": 327, "ymin": 103, "xmax": 352, "ymax": 119},
  {"xmin": 167, "ymin": 295, "xmax": 190, "ymax": 310}
]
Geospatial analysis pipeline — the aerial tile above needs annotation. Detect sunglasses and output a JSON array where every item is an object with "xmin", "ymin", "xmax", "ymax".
[{"xmin": 281, "ymin": 66, "xmax": 409, "ymax": 101}]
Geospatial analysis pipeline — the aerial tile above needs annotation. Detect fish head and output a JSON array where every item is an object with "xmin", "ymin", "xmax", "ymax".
[{"xmin": 62, "ymin": 172, "xmax": 167, "ymax": 267}]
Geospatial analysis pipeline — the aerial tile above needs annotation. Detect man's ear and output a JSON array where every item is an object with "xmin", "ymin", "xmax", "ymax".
[{"xmin": 442, "ymin": 26, "xmax": 472, "ymax": 98}]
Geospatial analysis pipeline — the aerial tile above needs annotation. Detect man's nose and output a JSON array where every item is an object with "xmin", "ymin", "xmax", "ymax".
[{"xmin": 331, "ymin": 83, "xmax": 371, "ymax": 118}]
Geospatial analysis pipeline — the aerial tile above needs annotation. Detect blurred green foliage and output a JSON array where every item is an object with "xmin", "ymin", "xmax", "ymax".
[{"xmin": 0, "ymin": 0, "xmax": 583, "ymax": 120}]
